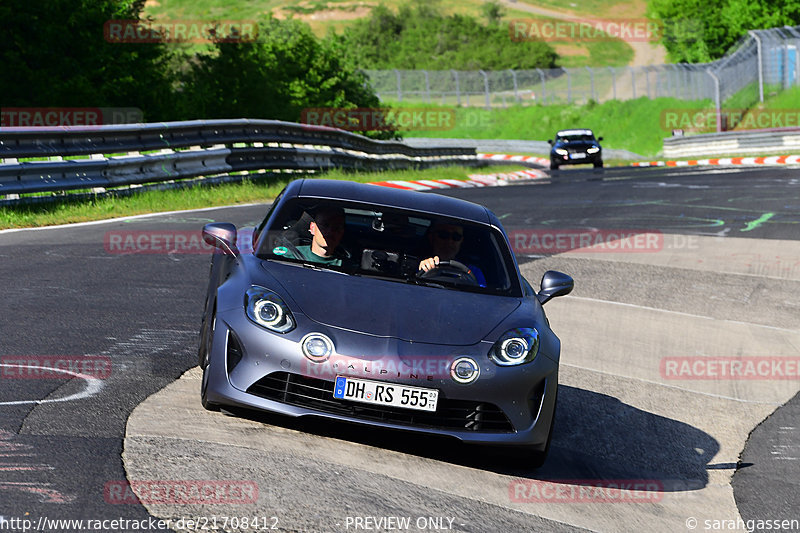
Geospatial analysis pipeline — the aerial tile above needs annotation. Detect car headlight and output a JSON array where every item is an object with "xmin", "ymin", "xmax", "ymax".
[
  {"xmin": 490, "ymin": 328, "xmax": 539, "ymax": 366},
  {"xmin": 587, "ymin": 146, "xmax": 600, "ymax": 154},
  {"xmin": 554, "ymin": 148, "xmax": 568, "ymax": 156},
  {"xmin": 245, "ymin": 286, "xmax": 295, "ymax": 333}
]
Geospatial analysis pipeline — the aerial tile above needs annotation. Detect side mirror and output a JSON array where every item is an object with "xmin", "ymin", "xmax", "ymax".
[
  {"xmin": 597, "ymin": 136, "xmax": 604, "ymax": 141},
  {"xmin": 547, "ymin": 139, "xmax": 553, "ymax": 145},
  {"xmin": 537, "ymin": 270, "xmax": 574, "ymax": 305},
  {"xmin": 203, "ymin": 222, "xmax": 240, "ymax": 256}
]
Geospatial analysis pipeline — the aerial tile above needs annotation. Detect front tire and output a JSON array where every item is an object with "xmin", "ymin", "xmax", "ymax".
[
  {"xmin": 201, "ymin": 364, "xmax": 219, "ymax": 411},
  {"xmin": 199, "ymin": 309, "xmax": 220, "ymax": 411}
]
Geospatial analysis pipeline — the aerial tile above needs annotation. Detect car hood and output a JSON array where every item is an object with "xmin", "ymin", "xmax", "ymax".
[{"xmin": 261, "ymin": 261, "xmax": 520, "ymax": 345}]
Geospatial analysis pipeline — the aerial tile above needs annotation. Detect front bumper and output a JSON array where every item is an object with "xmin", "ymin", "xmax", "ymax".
[
  {"xmin": 204, "ymin": 308, "xmax": 559, "ymax": 448},
  {"xmin": 551, "ymin": 151, "xmax": 602, "ymax": 166}
]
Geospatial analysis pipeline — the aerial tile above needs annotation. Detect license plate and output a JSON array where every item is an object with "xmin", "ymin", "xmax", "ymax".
[
  {"xmin": 570, "ymin": 153, "xmax": 586, "ymax": 159},
  {"xmin": 333, "ymin": 376, "xmax": 438, "ymax": 412}
]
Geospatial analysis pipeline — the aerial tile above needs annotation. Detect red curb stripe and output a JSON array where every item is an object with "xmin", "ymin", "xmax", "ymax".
[
  {"xmin": 433, "ymin": 179, "xmax": 463, "ymax": 187},
  {"xmin": 370, "ymin": 181, "xmax": 416, "ymax": 190}
]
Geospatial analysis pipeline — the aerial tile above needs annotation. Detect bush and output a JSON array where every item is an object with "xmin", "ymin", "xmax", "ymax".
[
  {"xmin": 331, "ymin": 2, "xmax": 558, "ymax": 70},
  {"xmin": 648, "ymin": 0, "xmax": 800, "ymax": 63}
]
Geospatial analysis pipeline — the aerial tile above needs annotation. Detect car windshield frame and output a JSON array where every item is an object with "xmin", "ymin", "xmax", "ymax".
[
  {"xmin": 254, "ymin": 197, "xmax": 522, "ymax": 297},
  {"xmin": 557, "ymin": 134, "xmax": 596, "ymax": 143}
]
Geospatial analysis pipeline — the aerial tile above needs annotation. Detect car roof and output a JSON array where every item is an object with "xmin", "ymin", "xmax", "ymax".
[
  {"xmin": 287, "ymin": 179, "xmax": 494, "ymax": 224},
  {"xmin": 557, "ymin": 129, "xmax": 594, "ymax": 136}
]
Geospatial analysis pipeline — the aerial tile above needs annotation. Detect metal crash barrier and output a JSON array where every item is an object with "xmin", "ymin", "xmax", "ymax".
[{"xmin": 0, "ymin": 119, "xmax": 478, "ymax": 198}]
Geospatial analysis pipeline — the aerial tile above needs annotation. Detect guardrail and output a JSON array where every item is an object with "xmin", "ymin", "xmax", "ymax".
[
  {"xmin": 663, "ymin": 128, "xmax": 800, "ymax": 158},
  {"xmin": 0, "ymin": 119, "xmax": 479, "ymax": 197}
]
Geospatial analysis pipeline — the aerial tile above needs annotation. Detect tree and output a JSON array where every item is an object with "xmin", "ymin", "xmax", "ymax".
[
  {"xmin": 480, "ymin": 1, "xmax": 505, "ymax": 26},
  {"xmin": 178, "ymin": 17, "xmax": 387, "ymax": 134},
  {"xmin": 648, "ymin": 0, "xmax": 800, "ymax": 62},
  {"xmin": 0, "ymin": 0, "xmax": 174, "ymax": 119},
  {"xmin": 333, "ymin": 2, "xmax": 557, "ymax": 70}
]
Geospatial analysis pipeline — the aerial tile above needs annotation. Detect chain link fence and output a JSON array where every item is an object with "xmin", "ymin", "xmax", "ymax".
[{"xmin": 363, "ymin": 25, "xmax": 800, "ymax": 131}]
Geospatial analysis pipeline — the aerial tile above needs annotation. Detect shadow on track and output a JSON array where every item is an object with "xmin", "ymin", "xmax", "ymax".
[{"xmin": 222, "ymin": 384, "xmax": 716, "ymax": 494}]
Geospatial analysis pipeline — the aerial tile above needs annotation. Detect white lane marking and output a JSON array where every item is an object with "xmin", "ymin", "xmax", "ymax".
[
  {"xmin": 568, "ymin": 295, "xmax": 800, "ymax": 333},
  {"xmin": 0, "ymin": 364, "xmax": 104, "ymax": 406},
  {"xmin": 772, "ymin": 426, "xmax": 800, "ymax": 459},
  {"xmin": 561, "ymin": 362, "xmax": 784, "ymax": 405},
  {"xmin": 0, "ymin": 202, "xmax": 265, "ymax": 235}
]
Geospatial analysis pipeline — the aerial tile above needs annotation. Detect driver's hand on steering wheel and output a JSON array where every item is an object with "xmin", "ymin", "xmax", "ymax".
[{"xmin": 418, "ymin": 256, "xmax": 440, "ymax": 272}]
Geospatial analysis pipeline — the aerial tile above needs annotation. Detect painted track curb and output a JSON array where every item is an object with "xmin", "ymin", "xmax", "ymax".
[
  {"xmin": 479, "ymin": 151, "xmax": 800, "ymax": 169},
  {"xmin": 632, "ymin": 155, "xmax": 800, "ymax": 167},
  {"xmin": 369, "ymin": 169, "xmax": 548, "ymax": 191},
  {"xmin": 477, "ymin": 153, "xmax": 550, "ymax": 166}
]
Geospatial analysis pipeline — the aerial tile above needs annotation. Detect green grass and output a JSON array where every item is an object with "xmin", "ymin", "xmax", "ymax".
[
  {"xmin": 399, "ymin": 97, "xmax": 713, "ymax": 156},
  {"xmin": 0, "ymin": 165, "xmax": 524, "ymax": 229},
  {"xmin": 722, "ymin": 82, "xmax": 761, "ymax": 111},
  {"xmin": 665, "ymin": 84, "xmax": 800, "ymax": 134}
]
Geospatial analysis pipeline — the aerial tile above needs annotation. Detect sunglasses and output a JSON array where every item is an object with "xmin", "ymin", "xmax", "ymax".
[{"xmin": 435, "ymin": 230, "xmax": 463, "ymax": 242}]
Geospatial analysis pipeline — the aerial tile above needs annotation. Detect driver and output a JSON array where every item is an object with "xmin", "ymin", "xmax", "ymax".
[
  {"xmin": 418, "ymin": 222, "xmax": 486, "ymax": 286},
  {"xmin": 296, "ymin": 206, "xmax": 346, "ymax": 266}
]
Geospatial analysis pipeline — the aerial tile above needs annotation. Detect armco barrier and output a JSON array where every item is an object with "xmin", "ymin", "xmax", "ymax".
[
  {"xmin": 663, "ymin": 128, "xmax": 800, "ymax": 158},
  {"xmin": 0, "ymin": 119, "xmax": 478, "ymax": 197}
]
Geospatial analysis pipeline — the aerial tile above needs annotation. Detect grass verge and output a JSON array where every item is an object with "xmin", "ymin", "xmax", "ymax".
[
  {"xmin": 400, "ymin": 97, "xmax": 713, "ymax": 156},
  {"xmin": 0, "ymin": 165, "xmax": 525, "ymax": 230}
]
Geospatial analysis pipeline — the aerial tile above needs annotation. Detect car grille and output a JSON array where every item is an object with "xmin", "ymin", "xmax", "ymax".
[{"xmin": 246, "ymin": 372, "xmax": 514, "ymax": 433}]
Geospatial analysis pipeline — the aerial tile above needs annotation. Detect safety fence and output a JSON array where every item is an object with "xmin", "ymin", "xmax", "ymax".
[
  {"xmin": 0, "ymin": 119, "xmax": 478, "ymax": 199},
  {"xmin": 363, "ymin": 25, "xmax": 800, "ymax": 130}
]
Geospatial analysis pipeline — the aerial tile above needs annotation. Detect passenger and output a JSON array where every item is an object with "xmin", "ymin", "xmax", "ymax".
[{"xmin": 296, "ymin": 206, "xmax": 346, "ymax": 267}]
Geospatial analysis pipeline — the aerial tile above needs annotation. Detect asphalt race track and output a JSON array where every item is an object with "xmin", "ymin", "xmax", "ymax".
[{"xmin": 0, "ymin": 164, "xmax": 798, "ymax": 532}]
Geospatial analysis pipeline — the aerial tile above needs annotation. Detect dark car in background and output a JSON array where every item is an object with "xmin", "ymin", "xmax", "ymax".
[
  {"xmin": 548, "ymin": 129, "xmax": 603, "ymax": 170},
  {"xmin": 198, "ymin": 179, "xmax": 574, "ymax": 467}
]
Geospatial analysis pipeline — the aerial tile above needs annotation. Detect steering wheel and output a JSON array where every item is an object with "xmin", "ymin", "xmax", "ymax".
[{"xmin": 417, "ymin": 260, "xmax": 478, "ymax": 284}]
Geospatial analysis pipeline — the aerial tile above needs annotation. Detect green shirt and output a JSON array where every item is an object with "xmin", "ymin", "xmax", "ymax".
[{"xmin": 296, "ymin": 245, "xmax": 342, "ymax": 267}]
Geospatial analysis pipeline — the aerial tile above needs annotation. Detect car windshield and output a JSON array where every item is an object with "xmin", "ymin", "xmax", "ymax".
[
  {"xmin": 255, "ymin": 198, "xmax": 518, "ymax": 296},
  {"xmin": 558, "ymin": 133, "xmax": 595, "ymax": 142}
]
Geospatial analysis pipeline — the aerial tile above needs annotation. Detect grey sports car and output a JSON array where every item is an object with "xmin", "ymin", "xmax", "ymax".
[{"xmin": 198, "ymin": 179, "xmax": 573, "ymax": 466}]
